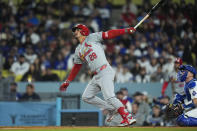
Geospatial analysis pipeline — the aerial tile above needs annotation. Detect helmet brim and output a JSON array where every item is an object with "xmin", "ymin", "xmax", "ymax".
[{"xmin": 72, "ymin": 27, "xmax": 78, "ymax": 32}]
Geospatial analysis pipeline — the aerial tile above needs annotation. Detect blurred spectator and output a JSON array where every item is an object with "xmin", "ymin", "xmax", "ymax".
[
  {"xmin": 53, "ymin": 53, "xmax": 67, "ymax": 70},
  {"xmin": 133, "ymin": 92, "xmax": 150, "ymax": 125},
  {"xmin": 3, "ymin": 56, "xmax": 14, "ymax": 70},
  {"xmin": 135, "ymin": 67, "xmax": 150, "ymax": 83},
  {"xmin": 21, "ymin": 64, "xmax": 41, "ymax": 82},
  {"xmin": 34, "ymin": 57, "xmax": 44, "ymax": 72},
  {"xmin": 0, "ymin": 53, "xmax": 3, "ymax": 70},
  {"xmin": 132, "ymin": 102, "xmax": 145, "ymax": 126},
  {"xmin": 158, "ymin": 57, "xmax": 165, "ymax": 67},
  {"xmin": 142, "ymin": 91, "xmax": 151, "ymax": 105},
  {"xmin": 145, "ymin": 105, "xmax": 164, "ymax": 126},
  {"xmin": 153, "ymin": 95, "xmax": 170, "ymax": 112},
  {"xmin": 162, "ymin": 56, "xmax": 175, "ymax": 76},
  {"xmin": 122, "ymin": 0, "xmax": 138, "ymax": 15},
  {"xmin": 105, "ymin": 39, "xmax": 115, "ymax": 56},
  {"xmin": 121, "ymin": 0, "xmax": 137, "ymax": 26},
  {"xmin": 21, "ymin": 28, "xmax": 40, "ymax": 45},
  {"xmin": 41, "ymin": 68, "xmax": 59, "ymax": 81},
  {"xmin": 10, "ymin": 55, "xmax": 30, "ymax": 75},
  {"xmin": 146, "ymin": 57, "xmax": 159, "ymax": 74},
  {"xmin": 28, "ymin": 11, "xmax": 39, "ymax": 26},
  {"xmin": 131, "ymin": 63, "xmax": 141, "ymax": 76},
  {"xmin": 78, "ymin": 0, "xmax": 94, "ymax": 17},
  {"xmin": 147, "ymin": 47, "xmax": 159, "ymax": 59},
  {"xmin": 20, "ymin": 83, "xmax": 40, "ymax": 101},
  {"xmin": 150, "ymin": 65, "xmax": 165, "ymax": 82},
  {"xmin": 120, "ymin": 87, "xmax": 133, "ymax": 103},
  {"xmin": 125, "ymin": 45, "xmax": 137, "ymax": 68},
  {"xmin": 40, "ymin": 53, "xmax": 52, "ymax": 69},
  {"xmin": 137, "ymin": 56, "xmax": 149, "ymax": 68},
  {"xmin": 24, "ymin": 46, "xmax": 37, "ymax": 64},
  {"xmin": 133, "ymin": 41, "xmax": 143, "ymax": 58},
  {"xmin": 115, "ymin": 65, "xmax": 133, "ymax": 83},
  {"xmin": 5, "ymin": 82, "xmax": 21, "ymax": 101},
  {"xmin": 97, "ymin": 1, "xmax": 111, "ymax": 30}
]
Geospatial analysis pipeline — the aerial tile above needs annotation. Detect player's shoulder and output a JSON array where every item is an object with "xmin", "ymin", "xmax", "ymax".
[
  {"xmin": 87, "ymin": 32, "xmax": 102, "ymax": 38},
  {"xmin": 187, "ymin": 79, "xmax": 197, "ymax": 89},
  {"xmin": 90, "ymin": 32, "xmax": 103, "ymax": 35}
]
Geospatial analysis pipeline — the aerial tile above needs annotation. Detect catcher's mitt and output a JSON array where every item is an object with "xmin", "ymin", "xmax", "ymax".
[{"xmin": 165, "ymin": 103, "xmax": 184, "ymax": 119}]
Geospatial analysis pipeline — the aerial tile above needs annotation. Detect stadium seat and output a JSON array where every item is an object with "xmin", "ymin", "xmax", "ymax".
[
  {"xmin": 2, "ymin": 70, "xmax": 14, "ymax": 78},
  {"xmin": 51, "ymin": 70, "xmax": 67, "ymax": 81},
  {"xmin": 14, "ymin": 75, "xmax": 23, "ymax": 82}
]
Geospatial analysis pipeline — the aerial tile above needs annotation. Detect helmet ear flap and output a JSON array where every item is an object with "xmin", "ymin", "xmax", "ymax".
[{"xmin": 80, "ymin": 30, "xmax": 85, "ymax": 36}]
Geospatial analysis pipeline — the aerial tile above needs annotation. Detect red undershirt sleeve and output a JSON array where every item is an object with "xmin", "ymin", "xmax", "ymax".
[
  {"xmin": 161, "ymin": 81, "xmax": 169, "ymax": 96},
  {"xmin": 102, "ymin": 29, "xmax": 126, "ymax": 39},
  {"xmin": 67, "ymin": 64, "xmax": 82, "ymax": 82}
]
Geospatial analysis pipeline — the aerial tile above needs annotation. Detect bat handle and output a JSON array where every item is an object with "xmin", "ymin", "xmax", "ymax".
[
  {"xmin": 130, "ymin": 14, "xmax": 150, "ymax": 33},
  {"xmin": 129, "ymin": 26, "xmax": 137, "ymax": 33}
]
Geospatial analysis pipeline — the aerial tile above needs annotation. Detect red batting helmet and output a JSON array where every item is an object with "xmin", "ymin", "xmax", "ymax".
[
  {"xmin": 175, "ymin": 58, "xmax": 183, "ymax": 65},
  {"xmin": 72, "ymin": 24, "xmax": 89, "ymax": 36}
]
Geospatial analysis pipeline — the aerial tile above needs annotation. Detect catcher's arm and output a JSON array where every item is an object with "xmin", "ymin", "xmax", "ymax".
[
  {"xmin": 189, "ymin": 84, "xmax": 197, "ymax": 107},
  {"xmin": 173, "ymin": 93, "xmax": 186, "ymax": 104},
  {"xmin": 193, "ymin": 98, "xmax": 197, "ymax": 107}
]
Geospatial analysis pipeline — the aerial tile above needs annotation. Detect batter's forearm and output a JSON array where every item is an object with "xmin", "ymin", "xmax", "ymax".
[
  {"xmin": 66, "ymin": 64, "xmax": 82, "ymax": 82},
  {"xmin": 102, "ymin": 29, "xmax": 126, "ymax": 39},
  {"xmin": 102, "ymin": 27, "xmax": 135, "ymax": 39}
]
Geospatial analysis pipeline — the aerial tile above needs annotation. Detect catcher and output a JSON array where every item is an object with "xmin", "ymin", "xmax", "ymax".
[{"xmin": 165, "ymin": 65, "xmax": 197, "ymax": 126}]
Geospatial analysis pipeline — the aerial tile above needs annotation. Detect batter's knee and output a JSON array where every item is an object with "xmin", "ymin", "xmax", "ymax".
[{"xmin": 81, "ymin": 94, "xmax": 93, "ymax": 103}]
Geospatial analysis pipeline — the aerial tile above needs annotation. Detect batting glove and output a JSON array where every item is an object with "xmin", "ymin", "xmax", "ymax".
[
  {"xmin": 126, "ymin": 27, "xmax": 136, "ymax": 34},
  {"xmin": 60, "ymin": 80, "xmax": 70, "ymax": 91}
]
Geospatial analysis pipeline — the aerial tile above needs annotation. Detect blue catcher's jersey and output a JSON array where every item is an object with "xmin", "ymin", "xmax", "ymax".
[{"xmin": 183, "ymin": 79, "xmax": 197, "ymax": 109}]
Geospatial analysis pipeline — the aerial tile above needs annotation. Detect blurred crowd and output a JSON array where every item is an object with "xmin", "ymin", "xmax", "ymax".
[
  {"xmin": 0, "ymin": 0, "xmax": 197, "ymax": 83},
  {"xmin": 2, "ymin": 82, "xmax": 41, "ymax": 102},
  {"xmin": 106, "ymin": 88, "xmax": 175, "ymax": 126}
]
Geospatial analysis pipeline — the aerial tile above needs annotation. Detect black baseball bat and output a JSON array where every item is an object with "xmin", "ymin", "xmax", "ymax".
[{"xmin": 130, "ymin": 0, "xmax": 165, "ymax": 32}]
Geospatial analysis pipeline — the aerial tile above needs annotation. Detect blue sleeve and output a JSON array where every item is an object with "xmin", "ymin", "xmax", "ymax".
[
  {"xmin": 188, "ymin": 81, "xmax": 196, "ymax": 89},
  {"xmin": 173, "ymin": 93, "xmax": 186, "ymax": 104},
  {"xmin": 127, "ymin": 97, "xmax": 133, "ymax": 103},
  {"xmin": 183, "ymin": 103, "xmax": 195, "ymax": 108}
]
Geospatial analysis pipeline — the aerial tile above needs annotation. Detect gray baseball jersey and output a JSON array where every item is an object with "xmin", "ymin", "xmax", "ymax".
[{"xmin": 74, "ymin": 32, "xmax": 109, "ymax": 72}]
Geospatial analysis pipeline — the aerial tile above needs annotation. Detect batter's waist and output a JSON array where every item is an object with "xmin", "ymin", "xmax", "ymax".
[{"xmin": 93, "ymin": 64, "xmax": 107, "ymax": 75}]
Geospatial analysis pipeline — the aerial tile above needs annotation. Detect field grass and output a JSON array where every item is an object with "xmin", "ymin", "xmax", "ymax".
[{"xmin": 0, "ymin": 127, "xmax": 197, "ymax": 131}]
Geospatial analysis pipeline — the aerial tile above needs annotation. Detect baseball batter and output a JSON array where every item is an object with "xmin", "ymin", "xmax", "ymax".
[{"xmin": 60, "ymin": 24, "xmax": 136, "ymax": 126}]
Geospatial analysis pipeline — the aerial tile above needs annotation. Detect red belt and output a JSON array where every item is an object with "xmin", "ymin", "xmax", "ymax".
[{"xmin": 94, "ymin": 64, "xmax": 107, "ymax": 75}]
